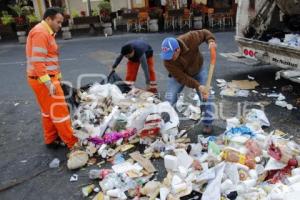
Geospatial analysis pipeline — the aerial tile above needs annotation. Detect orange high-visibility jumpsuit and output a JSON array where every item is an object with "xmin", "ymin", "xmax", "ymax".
[
  {"xmin": 126, "ymin": 56, "xmax": 157, "ymax": 93},
  {"xmin": 26, "ymin": 21, "xmax": 77, "ymax": 148}
]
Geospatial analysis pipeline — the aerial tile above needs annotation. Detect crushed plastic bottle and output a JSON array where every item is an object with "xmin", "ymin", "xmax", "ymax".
[
  {"xmin": 100, "ymin": 173, "xmax": 123, "ymax": 191},
  {"xmin": 113, "ymin": 153, "xmax": 125, "ymax": 164},
  {"xmin": 120, "ymin": 174, "xmax": 137, "ymax": 192},
  {"xmin": 89, "ymin": 169, "xmax": 112, "ymax": 180}
]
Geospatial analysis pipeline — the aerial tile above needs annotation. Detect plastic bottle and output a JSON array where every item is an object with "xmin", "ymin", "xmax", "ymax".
[
  {"xmin": 99, "ymin": 173, "xmax": 122, "ymax": 191},
  {"xmin": 222, "ymin": 148, "xmax": 256, "ymax": 169},
  {"xmin": 121, "ymin": 175, "xmax": 137, "ymax": 192},
  {"xmin": 176, "ymin": 94, "xmax": 186, "ymax": 112},
  {"xmin": 89, "ymin": 169, "xmax": 112, "ymax": 180}
]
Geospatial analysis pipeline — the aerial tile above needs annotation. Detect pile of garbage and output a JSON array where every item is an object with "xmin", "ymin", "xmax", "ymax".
[
  {"xmin": 63, "ymin": 83, "xmax": 300, "ymax": 200},
  {"xmin": 67, "ymin": 83, "xmax": 180, "ymax": 169},
  {"xmin": 268, "ymin": 34, "xmax": 300, "ymax": 48}
]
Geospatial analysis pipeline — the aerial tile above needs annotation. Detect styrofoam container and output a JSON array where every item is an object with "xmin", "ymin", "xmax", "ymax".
[{"xmin": 164, "ymin": 155, "xmax": 178, "ymax": 171}]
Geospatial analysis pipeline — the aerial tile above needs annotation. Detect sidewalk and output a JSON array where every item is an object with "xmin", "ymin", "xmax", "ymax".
[{"xmin": 0, "ymin": 26, "xmax": 235, "ymax": 47}]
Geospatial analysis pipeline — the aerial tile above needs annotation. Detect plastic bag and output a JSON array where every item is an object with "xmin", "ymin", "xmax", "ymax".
[
  {"xmin": 88, "ymin": 83, "xmax": 125, "ymax": 105},
  {"xmin": 226, "ymin": 117, "xmax": 241, "ymax": 130},
  {"xmin": 156, "ymin": 102, "xmax": 179, "ymax": 133},
  {"xmin": 245, "ymin": 109, "xmax": 270, "ymax": 127},
  {"xmin": 224, "ymin": 125, "xmax": 256, "ymax": 139},
  {"xmin": 126, "ymin": 104, "xmax": 156, "ymax": 133},
  {"xmin": 202, "ymin": 162, "xmax": 226, "ymax": 200},
  {"xmin": 61, "ymin": 82, "xmax": 79, "ymax": 108},
  {"xmin": 140, "ymin": 113, "xmax": 161, "ymax": 138},
  {"xmin": 224, "ymin": 163, "xmax": 239, "ymax": 185}
]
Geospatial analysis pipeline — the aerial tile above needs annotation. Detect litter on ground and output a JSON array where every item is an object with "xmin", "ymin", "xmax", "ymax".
[{"xmin": 64, "ymin": 80, "xmax": 300, "ymax": 200}]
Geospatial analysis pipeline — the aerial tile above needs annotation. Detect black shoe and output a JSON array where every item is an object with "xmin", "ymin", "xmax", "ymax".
[
  {"xmin": 46, "ymin": 138, "xmax": 66, "ymax": 149},
  {"xmin": 202, "ymin": 125, "xmax": 213, "ymax": 135}
]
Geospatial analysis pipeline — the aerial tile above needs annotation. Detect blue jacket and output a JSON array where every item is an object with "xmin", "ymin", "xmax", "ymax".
[{"xmin": 112, "ymin": 39, "xmax": 153, "ymax": 68}]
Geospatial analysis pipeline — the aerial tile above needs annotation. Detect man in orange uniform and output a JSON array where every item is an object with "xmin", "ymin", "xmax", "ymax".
[{"xmin": 26, "ymin": 7, "xmax": 77, "ymax": 149}]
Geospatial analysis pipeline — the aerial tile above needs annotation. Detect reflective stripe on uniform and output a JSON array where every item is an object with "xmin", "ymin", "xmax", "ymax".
[
  {"xmin": 28, "ymin": 56, "xmax": 46, "ymax": 62},
  {"xmin": 125, "ymin": 81, "xmax": 134, "ymax": 85},
  {"xmin": 28, "ymin": 56, "xmax": 58, "ymax": 62},
  {"xmin": 32, "ymin": 47, "xmax": 48, "ymax": 54},
  {"xmin": 46, "ymin": 65, "xmax": 59, "ymax": 70},
  {"xmin": 39, "ymin": 74, "xmax": 51, "ymax": 83},
  {"xmin": 49, "ymin": 73, "xmax": 62, "ymax": 79},
  {"xmin": 45, "ymin": 57, "xmax": 58, "ymax": 62},
  {"xmin": 57, "ymin": 73, "xmax": 62, "ymax": 79},
  {"xmin": 52, "ymin": 115, "xmax": 70, "ymax": 123},
  {"xmin": 42, "ymin": 112, "xmax": 50, "ymax": 117}
]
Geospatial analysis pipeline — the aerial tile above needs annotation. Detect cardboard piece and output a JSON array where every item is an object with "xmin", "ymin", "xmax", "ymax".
[
  {"xmin": 130, "ymin": 151, "xmax": 156, "ymax": 173},
  {"xmin": 120, "ymin": 144, "xmax": 135, "ymax": 152},
  {"xmin": 229, "ymin": 80, "xmax": 259, "ymax": 90}
]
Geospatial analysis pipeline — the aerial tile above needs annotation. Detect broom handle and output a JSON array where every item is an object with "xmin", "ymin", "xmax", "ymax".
[{"xmin": 205, "ymin": 46, "xmax": 217, "ymax": 91}]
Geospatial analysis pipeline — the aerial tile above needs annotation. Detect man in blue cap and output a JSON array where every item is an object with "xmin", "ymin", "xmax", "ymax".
[{"xmin": 160, "ymin": 29, "xmax": 217, "ymax": 134}]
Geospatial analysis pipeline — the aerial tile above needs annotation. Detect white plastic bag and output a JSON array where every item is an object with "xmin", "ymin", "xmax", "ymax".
[
  {"xmin": 88, "ymin": 83, "xmax": 125, "ymax": 104},
  {"xmin": 202, "ymin": 162, "xmax": 226, "ymax": 200},
  {"xmin": 226, "ymin": 117, "xmax": 241, "ymax": 130},
  {"xmin": 224, "ymin": 163, "xmax": 239, "ymax": 185},
  {"xmin": 157, "ymin": 101, "xmax": 179, "ymax": 132},
  {"xmin": 245, "ymin": 109, "xmax": 270, "ymax": 127},
  {"xmin": 126, "ymin": 104, "xmax": 156, "ymax": 133}
]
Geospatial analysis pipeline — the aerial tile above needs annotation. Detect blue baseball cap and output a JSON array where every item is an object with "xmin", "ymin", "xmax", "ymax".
[{"xmin": 160, "ymin": 37, "xmax": 179, "ymax": 60}]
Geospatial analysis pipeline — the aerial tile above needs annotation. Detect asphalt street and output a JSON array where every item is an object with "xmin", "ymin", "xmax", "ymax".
[{"xmin": 0, "ymin": 31, "xmax": 299, "ymax": 199}]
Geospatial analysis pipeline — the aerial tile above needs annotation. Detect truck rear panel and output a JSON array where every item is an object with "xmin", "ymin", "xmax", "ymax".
[{"xmin": 236, "ymin": 36, "xmax": 300, "ymax": 70}]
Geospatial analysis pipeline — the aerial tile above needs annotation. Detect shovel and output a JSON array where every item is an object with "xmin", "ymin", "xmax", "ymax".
[
  {"xmin": 200, "ymin": 45, "xmax": 217, "ymax": 123},
  {"xmin": 205, "ymin": 45, "xmax": 217, "ymax": 93},
  {"xmin": 183, "ymin": 46, "xmax": 217, "ymax": 133}
]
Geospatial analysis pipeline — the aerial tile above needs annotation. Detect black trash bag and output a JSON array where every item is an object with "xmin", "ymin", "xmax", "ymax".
[
  {"xmin": 79, "ymin": 71, "xmax": 131, "ymax": 93},
  {"xmin": 103, "ymin": 71, "xmax": 131, "ymax": 93},
  {"xmin": 61, "ymin": 83, "xmax": 80, "ymax": 111},
  {"xmin": 180, "ymin": 190, "xmax": 202, "ymax": 200}
]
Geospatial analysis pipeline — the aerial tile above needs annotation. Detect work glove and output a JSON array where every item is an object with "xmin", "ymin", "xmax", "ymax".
[
  {"xmin": 198, "ymin": 85, "xmax": 209, "ymax": 101},
  {"xmin": 111, "ymin": 65, "xmax": 117, "ymax": 72},
  {"xmin": 208, "ymin": 40, "xmax": 217, "ymax": 50},
  {"xmin": 45, "ymin": 81, "xmax": 56, "ymax": 97}
]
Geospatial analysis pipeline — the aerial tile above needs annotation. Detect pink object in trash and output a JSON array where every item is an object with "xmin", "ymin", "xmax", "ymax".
[
  {"xmin": 88, "ymin": 128, "xmax": 137, "ymax": 145},
  {"xmin": 245, "ymin": 139, "xmax": 262, "ymax": 157},
  {"xmin": 268, "ymin": 142, "xmax": 282, "ymax": 161}
]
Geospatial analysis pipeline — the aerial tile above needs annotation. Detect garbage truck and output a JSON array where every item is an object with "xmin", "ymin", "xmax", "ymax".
[{"xmin": 224, "ymin": 0, "xmax": 300, "ymax": 83}]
